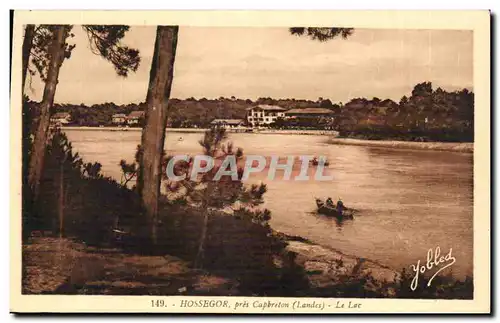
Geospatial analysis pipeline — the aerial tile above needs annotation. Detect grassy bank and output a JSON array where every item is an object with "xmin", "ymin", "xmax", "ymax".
[
  {"xmin": 23, "ymin": 237, "xmax": 238, "ymax": 296},
  {"xmin": 23, "ymin": 216, "xmax": 473, "ymax": 299},
  {"xmin": 327, "ymin": 137, "xmax": 473, "ymax": 153}
]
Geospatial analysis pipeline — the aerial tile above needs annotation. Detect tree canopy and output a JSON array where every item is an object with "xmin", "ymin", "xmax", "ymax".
[
  {"xmin": 25, "ymin": 25, "xmax": 140, "ymax": 85},
  {"xmin": 289, "ymin": 27, "xmax": 354, "ymax": 41},
  {"xmin": 82, "ymin": 25, "xmax": 141, "ymax": 77}
]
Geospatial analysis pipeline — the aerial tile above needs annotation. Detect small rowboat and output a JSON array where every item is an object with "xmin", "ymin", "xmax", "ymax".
[
  {"xmin": 315, "ymin": 198, "xmax": 354, "ymax": 219},
  {"xmin": 311, "ymin": 158, "xmax": 330, "ymax": 167}
]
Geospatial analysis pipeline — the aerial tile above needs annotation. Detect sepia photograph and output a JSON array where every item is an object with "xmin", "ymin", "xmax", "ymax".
[{"xmin": 10, "ymin": 10, "xmax": 490, "ymax": 313}]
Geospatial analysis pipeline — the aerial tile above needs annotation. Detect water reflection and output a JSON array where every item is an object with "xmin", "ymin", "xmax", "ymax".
[{"xmin": 315, "ymin": 213, "xmax": 349, "ymax": 230}]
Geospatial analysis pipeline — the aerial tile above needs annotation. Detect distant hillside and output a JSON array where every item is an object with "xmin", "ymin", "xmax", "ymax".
[
  {"xmin": 24, "ymin": 81, "xmax": 473, "ymax": 142},
  {"xmin": 42, "ymin": 97, "xmax": 328, "ymax": 128},
  {"xmin": 335, "ymin": 82, "xmax": 473, "ymax": 142}
]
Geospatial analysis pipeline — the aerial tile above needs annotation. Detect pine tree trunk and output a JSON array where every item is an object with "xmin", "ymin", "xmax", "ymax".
[
  {"xmin": 27, "ymin": 26, "xmax": 69, "ymax": 201},
  {"xmin": 58, "ymin": 160, "xmax": 64, "ymax": 238},
  {"xmin": 194, "ymin": 180, "xmax": 214, "ymax": 269},
  {"xmin": 194, "ymin": 205, "xmax": 210, "ymax": 269},
  {"xmin": 138, "ymin": 26, "xmax": 178, "ymax": 246},
  {"xmin": 22, "ymin": 24, "xmax": 35, "ymax": 93}
]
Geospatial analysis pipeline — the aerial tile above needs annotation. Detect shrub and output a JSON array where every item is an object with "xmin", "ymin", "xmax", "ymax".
[{"xmin": 24, "ymin": 128, "xmax": 142, "ymax": 246}]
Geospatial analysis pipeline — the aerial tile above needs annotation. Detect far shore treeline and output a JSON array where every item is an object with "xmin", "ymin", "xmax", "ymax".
[{"xmin": 27, "ymin": 81, "xmax": 474, "ymax": 142}]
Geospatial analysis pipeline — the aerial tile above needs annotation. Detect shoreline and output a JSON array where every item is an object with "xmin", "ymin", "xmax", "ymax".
[
  {"xmin": 327, "ymin": 137, "xmax": 473, "ymax": 153},
  {"xmin": 60, "ymin": 126, "xmax": 338, "ymax": 136},
  {"xmin": 275, "ymin": 230, "xmax": 400, "ymax": 282},
  {"xmin": 61, "ymin": 126, "xmax": 473, "ymax": 152}
]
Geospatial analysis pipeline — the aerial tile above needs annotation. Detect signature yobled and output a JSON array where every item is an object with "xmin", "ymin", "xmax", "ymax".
[{"xmin": 410, "ymin": 246, "xmax": 456, "ymax": 291}]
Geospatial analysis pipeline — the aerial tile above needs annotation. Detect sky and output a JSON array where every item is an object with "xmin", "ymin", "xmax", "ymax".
[{"xmin": 24, "ymin": 26, "xmax": 473, "ymax": 105}]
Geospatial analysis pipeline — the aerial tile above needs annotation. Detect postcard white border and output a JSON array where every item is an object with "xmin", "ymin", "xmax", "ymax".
[{"xmin": 9, "ymin": 10, "xmax": 491, "ymax": 314}]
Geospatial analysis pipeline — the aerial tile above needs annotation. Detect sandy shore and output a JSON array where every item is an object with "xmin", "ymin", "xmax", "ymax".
[
  {"xmin": 327, "ymin": 137, "xmax": 473, "ymax": 153},
  {"xmin": 277, "ymin": 232, "xmax": 400, "ymax": 286}
]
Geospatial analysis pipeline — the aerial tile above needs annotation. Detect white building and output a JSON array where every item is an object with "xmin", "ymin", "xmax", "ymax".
[
  {"xmin": 127, "ymin": 111, "xmax": 145, "ymax": 125},
  {"xmin": 50, "ymin": 112, "xmax": 71, "ymax": 126},
  {"xmin": 210, "ymin": 119, "xmax": 245, "ymax": 129},
  {"xmin": 246, "ymin": 105, "xmax": 286, "ymax": 127},
  {"xmin": 112, "ymin": 113, "xmax": 127, "ymax": 124}
]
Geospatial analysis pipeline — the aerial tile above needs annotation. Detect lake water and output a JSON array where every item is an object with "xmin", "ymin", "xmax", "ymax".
[{"xmin": 64, "ymin": 129, "xmax": 473, "ymax": 278}]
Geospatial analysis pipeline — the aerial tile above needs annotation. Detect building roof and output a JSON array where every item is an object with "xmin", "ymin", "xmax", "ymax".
[
  {"xmin": 112, "ymin": 113, "xmax": 127, "ymax": 118},
  {"xmin": 285, "ymin": 108, "xmax": 335, "ymax": 115},
  {"xmin": 51, "ymin": 112, "xmax": 70, "ymax": 119},
  {"xmin": 128, "ymin": 111, "xmax": 145, "ymax": 118},
  {"xmin": 210, "ymin": 119, "xmax": 244, "ymax": 125},
  {"xmin": 247, "ymin": 104, "xmax": 286, "ymax": 111}
]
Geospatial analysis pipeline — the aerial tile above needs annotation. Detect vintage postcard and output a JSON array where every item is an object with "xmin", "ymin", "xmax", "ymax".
[{"xmin": 10, "ymin": 10, "xmax": 490, "ymax": 314}]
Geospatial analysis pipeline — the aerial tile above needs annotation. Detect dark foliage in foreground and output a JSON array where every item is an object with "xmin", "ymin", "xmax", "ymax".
[
  {"xmin": 396, "ymin": 267, "xmax": 473, "ymax": 299},
  {"xmin": 25, "ymin": 128, "xmax": 143, "ymax": 245},
  {"xmin": 307, "ymin": 266, "xmax": 473, "ymax": 299}
]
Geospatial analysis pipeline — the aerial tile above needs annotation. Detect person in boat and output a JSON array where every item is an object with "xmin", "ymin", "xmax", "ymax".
[
  {"xmin": 311, "ymin": 157, "xmax": 329, "ymax": 166},
  {"xmin": 336, "ymin": 197, "xmax": 344, "ymax": 217},
  {"xmin": 325, "ymin": 197, "xmax": 335, "ymax": 208}
]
